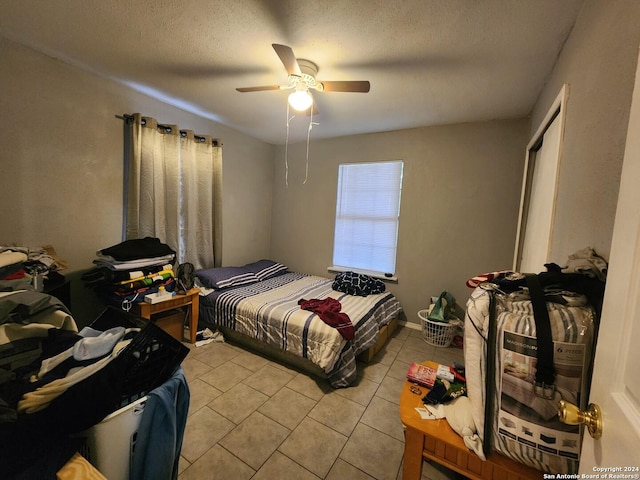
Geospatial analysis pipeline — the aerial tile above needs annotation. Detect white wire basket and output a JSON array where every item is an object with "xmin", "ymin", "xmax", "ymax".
[{"xmin": 418, "ymin": 309, "xmax": 457, "ymax": 347}]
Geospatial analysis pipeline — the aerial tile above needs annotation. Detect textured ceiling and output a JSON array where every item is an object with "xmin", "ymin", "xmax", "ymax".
[{"xmin": 0, "ymin": 0, "xmax": 584, "ymax": 144}]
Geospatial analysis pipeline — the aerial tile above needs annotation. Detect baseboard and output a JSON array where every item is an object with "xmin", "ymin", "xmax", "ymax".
[{"xmin": 399, "ymin": 319, "xmax": 421, "ymax": 331}]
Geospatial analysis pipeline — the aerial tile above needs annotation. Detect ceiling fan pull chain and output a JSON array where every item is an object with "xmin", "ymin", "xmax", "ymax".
[
  {"xmin": 304, "ymin": 112, "xmax": 311, "ymax": 184},
  {"xmin": 304, "ymin": 111, "xmax": 319, "ymax": 185},
  {"xmin": 285, "ymin": 103, "xmax": 292, "ymax": 187}
]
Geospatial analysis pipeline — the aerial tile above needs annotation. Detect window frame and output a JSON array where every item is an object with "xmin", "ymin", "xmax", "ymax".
[{"xmin": 330, "ymin": 159, "xmax": 404, "ymax": 281}]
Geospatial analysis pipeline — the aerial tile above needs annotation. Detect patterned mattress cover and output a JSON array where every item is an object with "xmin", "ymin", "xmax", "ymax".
[
  {"xmin": 199, "ymin": 272, "xmax": 402, "ymax": 387},
  {"xmin": 464, "ymin": 286, "xmax": 595, "ymax": 474}
]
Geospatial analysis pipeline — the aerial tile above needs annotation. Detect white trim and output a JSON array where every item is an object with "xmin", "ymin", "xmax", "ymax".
[
  {"xmin": 399, "ymin": 319, "xmax": 422, "ymax": 331},
  {"xmin": 327, "ymin": 265, "xmax": 398, "ymax": 283}
]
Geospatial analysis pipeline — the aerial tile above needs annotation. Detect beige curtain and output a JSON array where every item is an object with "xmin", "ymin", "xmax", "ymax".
[{"xmin": 125, "ymin": 113, "xmax": 222, "ymax": 269}]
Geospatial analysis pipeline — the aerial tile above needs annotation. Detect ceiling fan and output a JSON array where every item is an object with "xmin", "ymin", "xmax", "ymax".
[{"xmin": 236, "ymin": 44, "xmax": 370, "ymax": 114}]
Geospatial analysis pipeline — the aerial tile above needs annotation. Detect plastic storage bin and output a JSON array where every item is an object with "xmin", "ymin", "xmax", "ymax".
[
  {"xmin": 79, "ymin": 395, "xmax": 148, "ymax": 480},
  {"xmin": 90, "ymin": 310, "xmax": 190, "ymax": 409}
]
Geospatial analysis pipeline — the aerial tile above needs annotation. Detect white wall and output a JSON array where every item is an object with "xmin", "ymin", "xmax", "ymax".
[
  {"xmin": 270, "ymin": 120, "xmax": 529, "ymax": 325},
  {"xmin": 0, "ymin": 37, "xmax": 274, "ymax": 325},
  {"xmin": 530, "ymin": 0, "xmax": 640, "ymax": 264}
]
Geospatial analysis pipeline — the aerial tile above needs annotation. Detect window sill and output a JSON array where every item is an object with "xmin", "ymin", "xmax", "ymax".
[{"xmin": 327, "ymin": 266, "xmax": 398, "ymax": 283}]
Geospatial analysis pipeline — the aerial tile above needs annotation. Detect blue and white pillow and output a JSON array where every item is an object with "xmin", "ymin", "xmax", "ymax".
[
  {"xmin": 246, "ymin": 259, "xmax": 288, "ymax": 281},
  {"xmin": 195, "ymin": 259, "xmax": 288, "ymax": 289},
  {"xmin": 195, "ymin": 266, "xmax": 258, "ymax": 289}
]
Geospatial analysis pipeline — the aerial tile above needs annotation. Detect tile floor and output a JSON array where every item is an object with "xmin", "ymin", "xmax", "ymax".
[{"xmin": 178, "ymin": 325, "xmax": 466, "ymax": 480}]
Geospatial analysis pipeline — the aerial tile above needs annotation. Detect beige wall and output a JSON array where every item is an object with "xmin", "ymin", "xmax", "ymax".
[
  {"xmin": 4, "ymin": 0, "xmax": 639, "ymax": 330},
  {"xmin": 270, "ymin": 120, "xmax": 529, "ymax": 325},
  {"xmin": 0, "ymin": 37, "xmax": 274, "ymax": 325},
  {"xmin": 530, "ymin": 0, "xmax": 640, "ymax": 264},
  {"xmin": 268, "ymin": 0, "xmax": 640, "ymax": 328}
]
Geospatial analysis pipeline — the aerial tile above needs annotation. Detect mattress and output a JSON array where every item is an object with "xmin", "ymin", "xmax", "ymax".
[
  {"xmin": 464, "ymin": 286, "xmax": 595, "ymax": 474},
  {"xmin": 199, "ymin": 272, "xmax": 402, "ymax": 387}
]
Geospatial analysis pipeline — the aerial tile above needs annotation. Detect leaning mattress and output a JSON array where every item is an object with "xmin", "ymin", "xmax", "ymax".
[{"xmin": 464, "ymin": 286, "xmax": 595, "ymax": 474}]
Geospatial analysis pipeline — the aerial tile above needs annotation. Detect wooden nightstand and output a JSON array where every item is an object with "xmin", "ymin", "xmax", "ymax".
[
  {"xmin": 132, "ymin": 288, "xmax": 199, "ymax": 343},
  {"xmin": 399, "ymin": 360, "xmax": 542, "ymax": 480}
]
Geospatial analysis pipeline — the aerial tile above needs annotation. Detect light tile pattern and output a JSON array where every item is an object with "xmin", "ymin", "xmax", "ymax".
[{"xmin": 178, "ymin": 326, "xmax": 466, "ymax": 480}]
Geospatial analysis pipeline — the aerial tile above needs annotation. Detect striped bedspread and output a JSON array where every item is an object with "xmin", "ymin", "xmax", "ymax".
[{"xmin": 199, "ymin": 272, "xmax": 402, "ymax": 387}]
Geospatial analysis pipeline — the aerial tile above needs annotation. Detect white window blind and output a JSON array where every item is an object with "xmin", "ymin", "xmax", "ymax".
[{"xmin": 332, "ymin": 160, "xmax": 403, "ymax": 275}]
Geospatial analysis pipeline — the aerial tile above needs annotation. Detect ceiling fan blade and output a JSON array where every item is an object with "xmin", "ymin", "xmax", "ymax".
[
  {"xmin": 236, "ymin": 85, "xmax": 281, "ymax": 92},
  {"xmin": 272, "ymin": 43, "xmax": 302, "ymax": 77},
  {"xmin": 320, "ymin": 80, "xmax": 370, "ymax": 93}
]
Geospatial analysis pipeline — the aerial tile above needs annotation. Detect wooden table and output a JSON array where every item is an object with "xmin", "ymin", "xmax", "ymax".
[
  {"xmin": 133, "ymin": 288, "xmax": 200, "ymax": 343},
  {"xmin": 57, "ymin": 452, "xmax": 106, "ymax": 480},
  {"xmin": 399, "ymin": 361, "xmax": 542, "ymax": 480}
]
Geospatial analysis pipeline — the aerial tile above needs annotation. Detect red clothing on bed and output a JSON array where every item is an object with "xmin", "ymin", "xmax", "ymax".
[{"xmin": 298, "ymin": 298, "xmax": 354, "ymax": 340}]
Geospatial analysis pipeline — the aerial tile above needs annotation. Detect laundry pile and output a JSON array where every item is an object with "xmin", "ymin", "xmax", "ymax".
[
  {"xmin": 407, "ymin": 362, "xmax": 484, "ymax": 460},
  {"xmin": 16, "ymin": 325, "xmax": 140, "ymax": 415},
  {"xmin": 0, "ymin": 245, "xmax": 66, "ymax": 291},
  {"xmin": 82, "ymin": 237, "xmax": 177, "ymax": 310},
  {"xmin": 1, "ymin": 311, "xmax": 189, "ymax": 479},
  {"xmin": 0, "ymin": 290, "xmax": 76, "ymax": 387}
]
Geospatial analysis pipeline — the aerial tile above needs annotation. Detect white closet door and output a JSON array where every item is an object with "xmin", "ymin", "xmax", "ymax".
[{"xmin": 518, "ymin": 111, "xmax": 562, "ymax": 273}]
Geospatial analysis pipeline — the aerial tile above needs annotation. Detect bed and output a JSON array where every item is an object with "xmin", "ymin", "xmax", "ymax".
[{"xmin": 195, "ymin": 260, "xmax": 402, "ymax": 388}]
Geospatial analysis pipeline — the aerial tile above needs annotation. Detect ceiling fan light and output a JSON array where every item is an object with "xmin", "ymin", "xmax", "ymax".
[{"xmin": 288, "ymin": 89, "xmax": 313, "ymax": 111}]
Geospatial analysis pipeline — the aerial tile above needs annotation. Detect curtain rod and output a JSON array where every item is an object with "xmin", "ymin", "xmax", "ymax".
[{"xmin": 115, "ymin": 114, "xmax": 222, "ymax": 146}]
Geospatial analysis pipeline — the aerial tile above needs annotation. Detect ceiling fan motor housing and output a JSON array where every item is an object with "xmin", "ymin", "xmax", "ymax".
[
  {"xmin": 292, "ymin": 59, "xmax": 323, "ymax": 91},
  {"xmin": 236, "ymin": 44, "xmax": 369, "ymax": 96}
]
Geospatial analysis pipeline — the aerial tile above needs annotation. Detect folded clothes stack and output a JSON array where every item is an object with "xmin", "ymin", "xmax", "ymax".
[
  {"xmin": 0, "ymin": 250, "xmax": 28, "ymax": 283},
  {"xmin": 0, "ymin": 245, "xmax": 66, "ymax": 292},
  {"xmin": 82, "ymin": 237, "xmax": 177, "ymax": 310}
]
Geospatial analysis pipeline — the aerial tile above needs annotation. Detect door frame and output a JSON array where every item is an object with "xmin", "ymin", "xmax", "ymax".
[{"xmin": 513, "ymin": 84, "xmax": 569, "ymax": 270}]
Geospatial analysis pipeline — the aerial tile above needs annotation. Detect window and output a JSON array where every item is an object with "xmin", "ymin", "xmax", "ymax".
[{"xmin": 332, "ymin": 160, "xmax": 404, "ymax": 277}]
